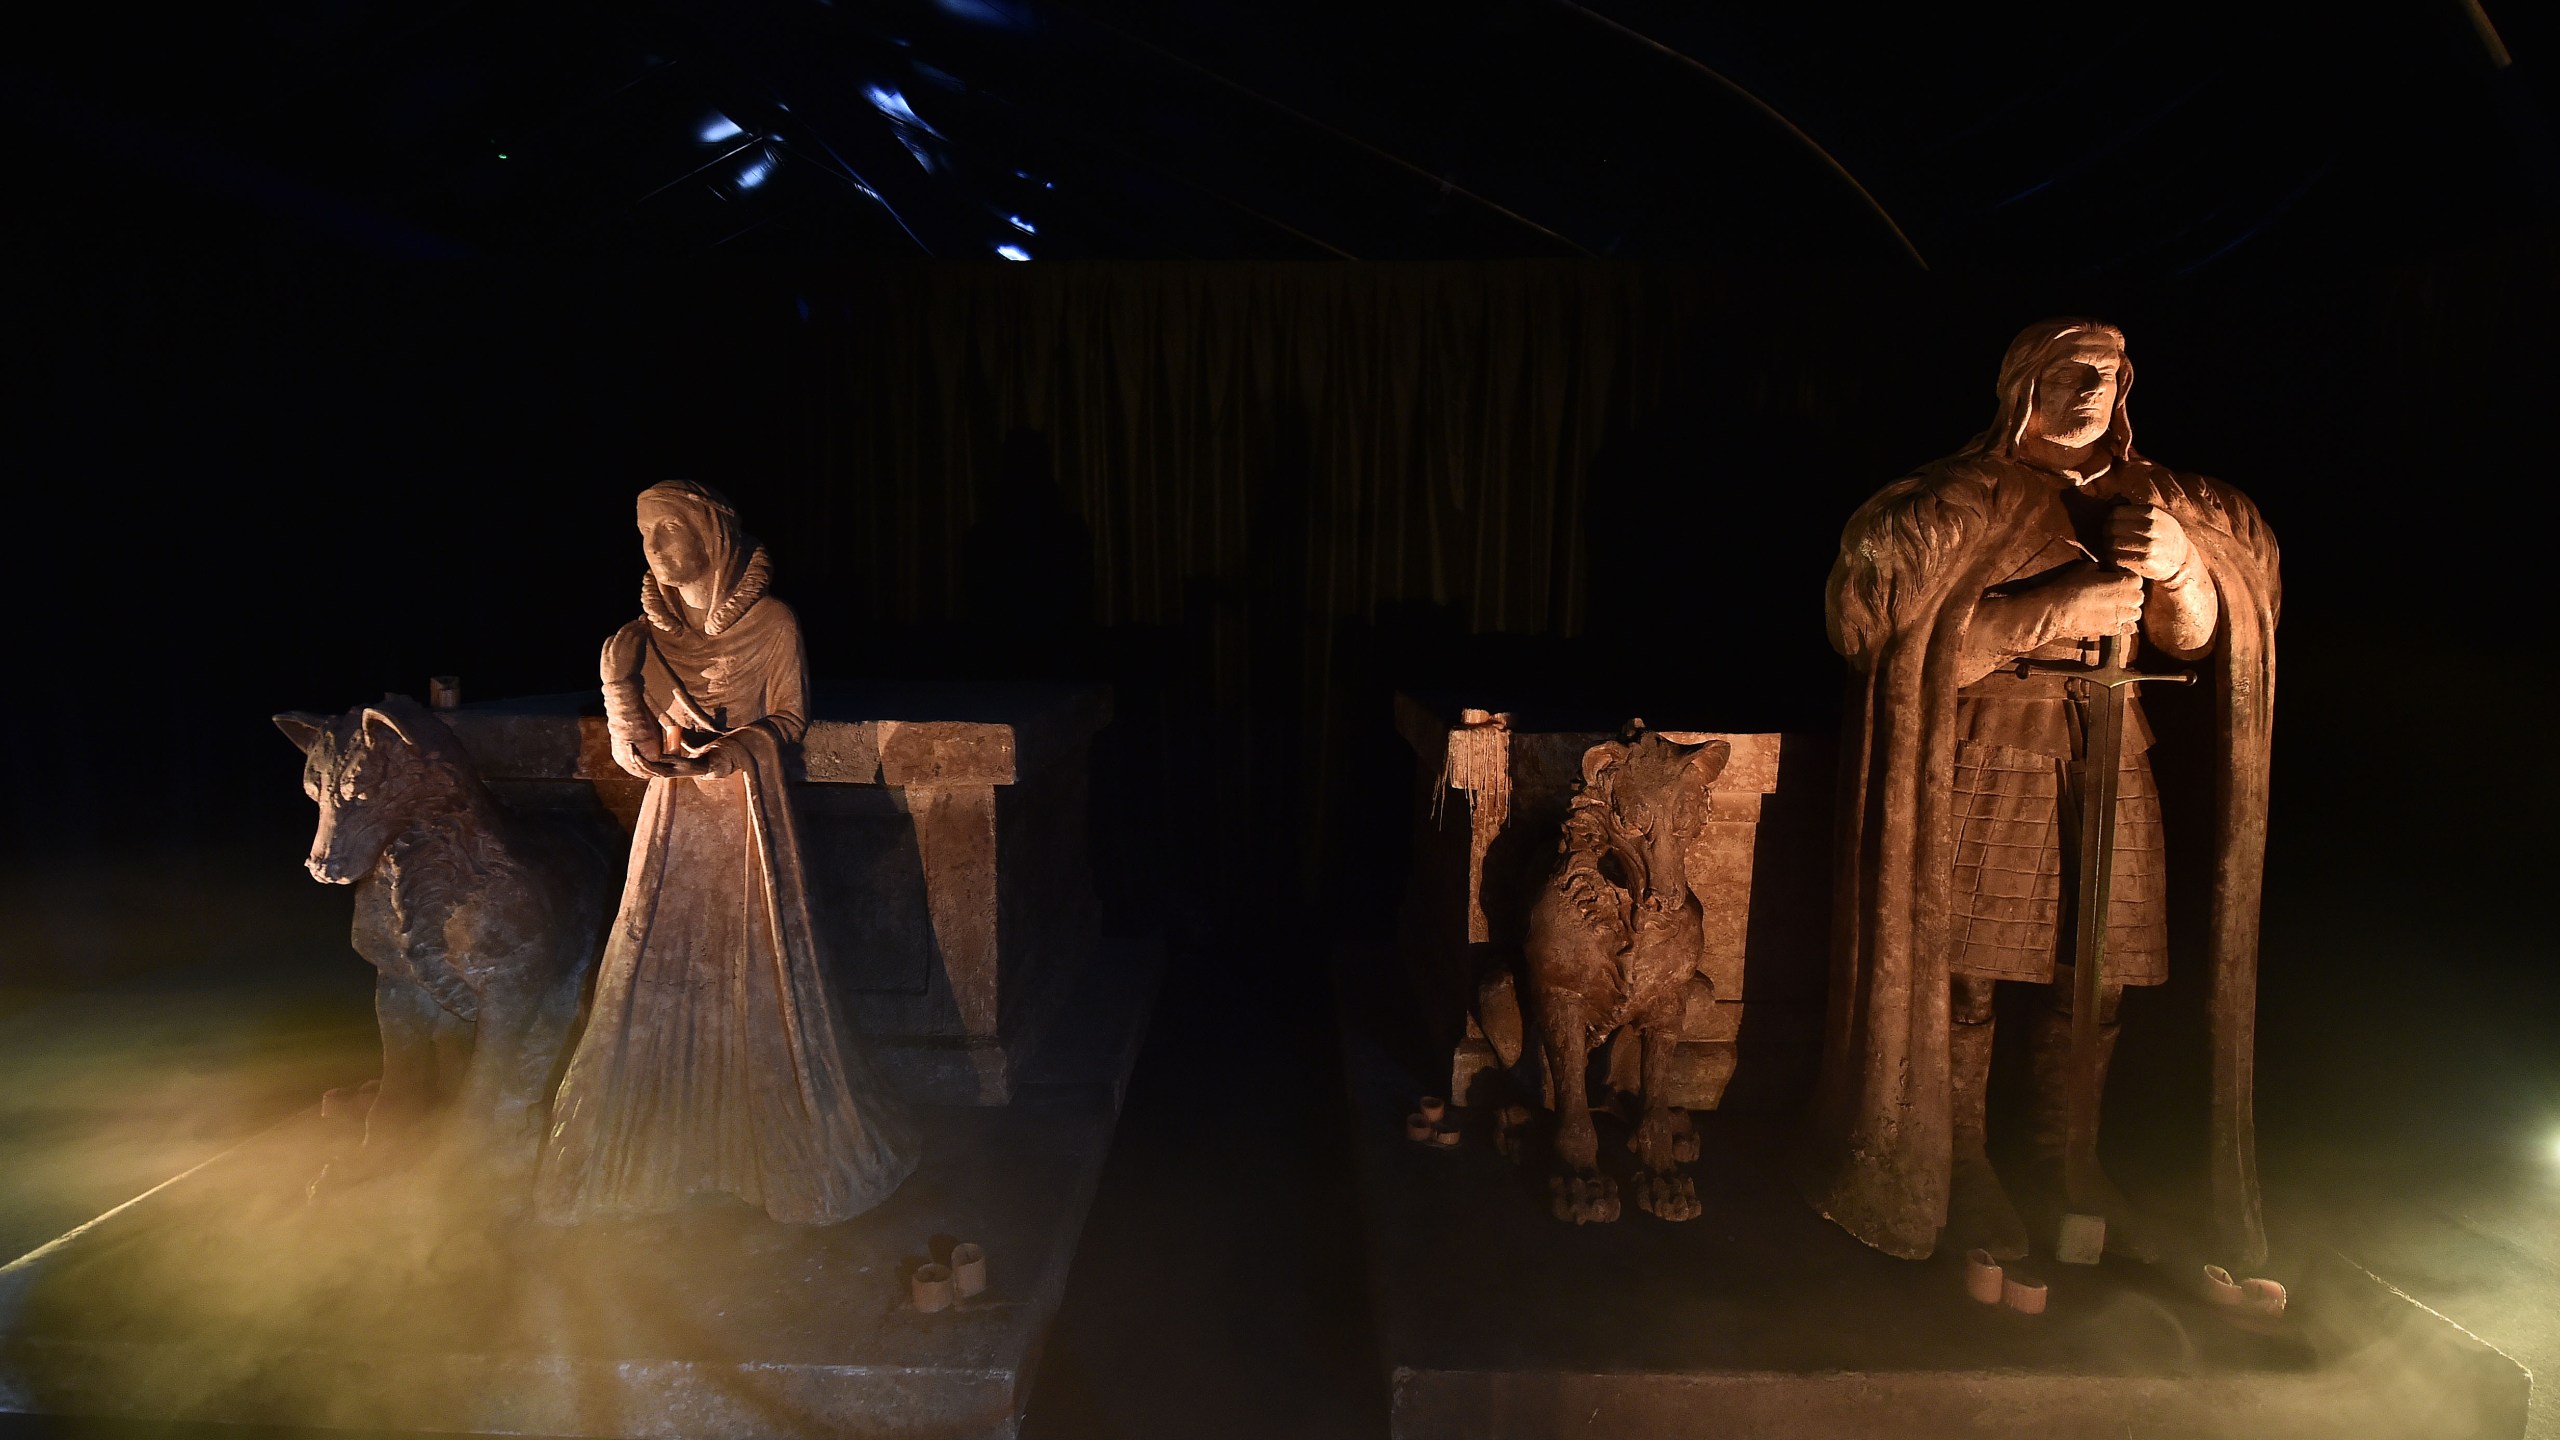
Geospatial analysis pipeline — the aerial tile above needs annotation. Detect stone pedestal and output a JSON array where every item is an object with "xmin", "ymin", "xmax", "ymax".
[
  {"xmin": 0, "ymin": 679, "xmax": 1152, "ymax": 1439},
  {"xmin": 447, "ymin": 683, "xmax": 1110, "ymax": 1105},
  {"xmin": 0, "ymin": 937, "xmax": 1161, "ymax": 1440},
  {"xmin": 1392, "ymin": 695, "xmax": 1828, "ymax": 1114},
  {"xmin": 1334, "ymin": 945, "xmax": 2529, "ymax": 1440}
]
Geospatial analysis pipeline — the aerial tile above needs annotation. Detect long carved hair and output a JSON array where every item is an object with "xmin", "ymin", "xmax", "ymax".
[
  {"xmin": 1828, "ymin": 318, "xmax": 2135, "ymax": 663},
  {"xmin": 1964, "ymin": 316, "xmax": 2137, "ymax": 462}
]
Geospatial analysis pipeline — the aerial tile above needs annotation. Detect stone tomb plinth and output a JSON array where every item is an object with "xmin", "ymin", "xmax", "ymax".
[
  {"xmin": 1335, "ymin": 946, "xmax": 2529, "ymax": 1440},
  {"xmin": 452, "ymin": 683, "xmax": 1112, "ymax": 1105},
  {"xmin": 0, "ymin": 932, "xmax": 1158, "ymax": 1440},
  {"xmin": 1392, "ymin": 695, "xmax": 1829, "ymax": 1115},
  {"xmin": 0, "ymin": 681, "xmax": 1157, "ymax": 1440}
]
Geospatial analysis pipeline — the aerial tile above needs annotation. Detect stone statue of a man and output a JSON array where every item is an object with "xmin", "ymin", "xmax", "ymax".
[{"xmin": 1798, "ymin": 319, "xmax": 2281, "ymax": 1265}]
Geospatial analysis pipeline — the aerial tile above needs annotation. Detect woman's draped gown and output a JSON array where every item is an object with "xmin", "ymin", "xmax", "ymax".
[{"xmin": 537, "ymin": 549, "xmax": 917, "ymax": 1225}]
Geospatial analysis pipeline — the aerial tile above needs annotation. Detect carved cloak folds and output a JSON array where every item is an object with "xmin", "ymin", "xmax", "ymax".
[
  {"xmin": 1798, "ymin": 447, "xmax": 2279, "ymax": 1264},
  {"xmin": 538, "ymin": 487, "xmax": 918, "ymax": 1226}
]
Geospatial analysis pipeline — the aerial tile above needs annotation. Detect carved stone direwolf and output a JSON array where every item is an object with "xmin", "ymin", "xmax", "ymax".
[
  {"xmin": 276, "ymin": 696, "xmax": 612, "ymax": 1197},
  {"xmin": 1512, "ymin": 728, "xmax": 1730, "ymax": 1224}
]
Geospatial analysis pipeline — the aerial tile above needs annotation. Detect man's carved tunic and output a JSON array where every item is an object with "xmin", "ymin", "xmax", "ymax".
[{"xmin": 1952, "ymin": 468, "xmax": 2169, "ymax": 986}]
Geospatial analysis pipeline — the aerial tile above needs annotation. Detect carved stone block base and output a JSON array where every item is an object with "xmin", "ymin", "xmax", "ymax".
[
  {"xmin": 450, "ymin": 684, "xmax": 1111, "ymax": 1109},
  {"xmin": 1342, "ymin": 946, "xmax": 2527, "ymax": 1440},
  {"xmin": 871, "ymin": 1035, "xmax": 1018, "ymax": 1108},
  {"xmin": 1451, "ymin": 996, "xmax": 1821, "ymax": 1116},
  {"xmin": 1656, "ymin": 1042, "xmax": 1737, "ymax": 1113},
  {"xmin": 0, "ymin": 938, "xmax": 1163, "ymax": 1440},
  {"xmin": 1452, "ymin": 1037, "xmax": 1738, "ymax": 1113}
]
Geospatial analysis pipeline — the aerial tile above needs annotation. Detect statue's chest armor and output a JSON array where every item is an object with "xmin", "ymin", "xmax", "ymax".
[{"xmin": 351, "ymin": 871, "xmax": 481, "ymax": 1021}]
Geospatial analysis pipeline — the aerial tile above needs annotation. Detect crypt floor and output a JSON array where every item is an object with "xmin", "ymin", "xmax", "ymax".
[{"xmin": 0, "ymin": 842, "xmax": 2547, "ymax": 1440}]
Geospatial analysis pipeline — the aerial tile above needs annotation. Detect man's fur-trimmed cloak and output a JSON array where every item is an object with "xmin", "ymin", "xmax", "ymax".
[{"xmin": 1795, "ymin": 321, "xmax": 2281, "ymax": 1263}]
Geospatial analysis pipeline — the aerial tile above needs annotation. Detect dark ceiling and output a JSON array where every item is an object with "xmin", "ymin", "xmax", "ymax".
[{"xmin": 12, "ymin": 0, "xmax": 2554, "ymax": 277}]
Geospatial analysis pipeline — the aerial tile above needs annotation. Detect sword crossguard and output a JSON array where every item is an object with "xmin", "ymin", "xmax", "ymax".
[{"xmin": 2012, "ymin": 632, "xmax": 2196, "ymax": 691}]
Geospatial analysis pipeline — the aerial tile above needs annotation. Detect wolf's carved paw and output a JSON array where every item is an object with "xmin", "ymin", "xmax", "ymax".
[
  {"xmin": 1628, "ymin": 1106, "xmax": 1698, "ymax": 1173},
  {"xmin": 1494, "ymin": 1104, "xmax": 1534, "ymax": 1164},
  {"xmin": 1548, "ymin": 1169, "xmax": 1621, "ymax": 1224},
  {"xmin": 1633, "ymin": 1170, "xmax": 1700, "ymax": 1222}
]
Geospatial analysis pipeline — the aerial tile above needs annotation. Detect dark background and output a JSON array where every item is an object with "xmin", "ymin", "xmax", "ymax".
[{"xmin": 5, "ymin": 0, "xmax": 2558, "ymax": 1434}]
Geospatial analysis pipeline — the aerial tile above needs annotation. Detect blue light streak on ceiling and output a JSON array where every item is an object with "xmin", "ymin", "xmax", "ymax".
[
  {"xmin": 933, "ymin": 0, "xmax": 1027, "ymax": 28},
  {"xmin": 864, "ymin": 86, "xmax": 940, "ymax": 136}
]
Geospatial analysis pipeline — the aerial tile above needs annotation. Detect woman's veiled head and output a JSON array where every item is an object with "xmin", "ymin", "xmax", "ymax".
[{"xmin": 636, "ymin": 480, "xmax": 751, "ymax": 601}]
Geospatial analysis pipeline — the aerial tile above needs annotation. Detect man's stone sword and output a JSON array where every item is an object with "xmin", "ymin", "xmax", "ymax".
[{"xmin": 2016, "ymin": 620, "xmax": 2193, "ymax": 1211}]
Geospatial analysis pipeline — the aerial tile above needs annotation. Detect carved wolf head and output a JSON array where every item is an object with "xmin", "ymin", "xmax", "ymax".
[
  {"xmin": 1577, "ymin": 729, "xmax": 1732, "ymax": 896},
  {"xmin": 274, "ymin": 697, "xmax": 470, "ymax": 885}
]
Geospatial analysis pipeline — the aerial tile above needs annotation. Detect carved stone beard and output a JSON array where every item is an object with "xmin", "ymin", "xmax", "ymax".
[{"xmin": 2031, "ymin": 396, "xmax": 2115, "ymax": 455}]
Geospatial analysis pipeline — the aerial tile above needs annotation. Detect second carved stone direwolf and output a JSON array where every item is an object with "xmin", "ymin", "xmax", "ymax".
[{"xmin": 1480, "ymin": 726, "xmax": 1730, "ymax": 1224}]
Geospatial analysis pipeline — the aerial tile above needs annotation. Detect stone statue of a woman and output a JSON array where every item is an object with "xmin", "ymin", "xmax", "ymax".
[{"xmin": 536, "ymin": 480, "xmax": 918, "ymax": 1226}]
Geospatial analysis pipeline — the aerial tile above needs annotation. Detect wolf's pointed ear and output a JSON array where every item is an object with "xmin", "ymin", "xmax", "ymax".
[
  {"xmin": 1685, "ymin": 739, "xmax": 1733, "ymax": 789},
  {"xmin": 273, "ymin": 712, "xmax": 329, "ymax": 755},
  {"xmin": 1580, "ymin": 741, "xmax": 1627, "ymax": 793},
  {"xmin": 358, "ymin": 705, "xmax": 421, "ymax": 751}
]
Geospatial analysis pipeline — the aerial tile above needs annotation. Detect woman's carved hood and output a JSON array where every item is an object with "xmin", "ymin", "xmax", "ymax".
[
  {"xmin": 634, "ymin": 479, "xmax": 771, "ymax": 638},
  {"xmin": 641, "ymin": 542, "xmax": 773, "ymax": 638}
]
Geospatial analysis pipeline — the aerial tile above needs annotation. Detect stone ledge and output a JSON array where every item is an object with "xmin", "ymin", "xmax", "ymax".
[{"xmin": 434, "ymin": 684, "xmax": 1111, "ymax": 788}]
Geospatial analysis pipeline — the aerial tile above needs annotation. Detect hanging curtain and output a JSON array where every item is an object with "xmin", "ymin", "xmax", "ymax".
[
  {"xmin": 795, "ymin": 261, "xmax": 1709, "ymax": 640},
  {"xmin": 760, "ymin": 261, "xmax": 1710, "ymax": 903}
]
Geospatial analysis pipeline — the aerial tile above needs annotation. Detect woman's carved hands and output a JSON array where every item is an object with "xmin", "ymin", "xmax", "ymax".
[
  {"xmin": 614, "ymin": 735, "xmax": 710, "ymax": 780},
  {"xmin": 610, "ymin": 734, "xmax": 660, "ymax": 780},
  {"xmin": 692, "ymin": 738, "xmax": 740, "ymax": 783}
]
